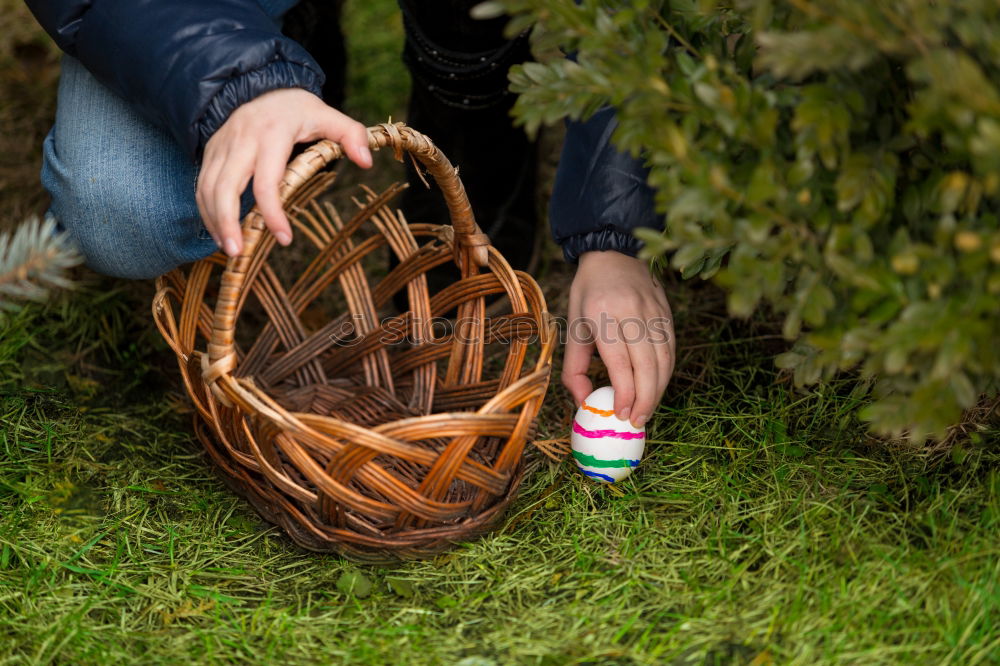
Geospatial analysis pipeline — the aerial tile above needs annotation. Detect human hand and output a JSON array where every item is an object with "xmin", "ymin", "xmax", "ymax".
[
  {"xmin": 562, "ymin": 250, "xmax": 675, "ymax": 429},
  {"xmin": 196, "ymin": 88, "xmax": 373, "ymax": 257}
]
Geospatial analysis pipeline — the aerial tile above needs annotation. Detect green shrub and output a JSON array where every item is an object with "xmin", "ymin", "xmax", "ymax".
[{"xmin": 500, "ymin": 0, "xmax": 1000, "ymax": 442}]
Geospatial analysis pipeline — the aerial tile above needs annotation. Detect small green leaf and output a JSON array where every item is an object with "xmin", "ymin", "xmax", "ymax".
[
  {"xmin": 225, "ymin": 514, "xmax": 255, "ymax": 532},
  {"xmin": 728, "ymin": 283, "xmax": 762, "ymax": 318},
  {"xmin": 337, "ymin": 570, "xmax": 373, "ymax": 599},
  {"xmin": 189, "ymin": 585, "xmax": 243, "ymax": 605},
  {"xmin": 435, "ymin": 594, "xmax": 458, "ymax": 610},
  {"xmin": 386, "ymin": 577, "xmax": 415, "ymax": 599},
  {"xmin": 676, "ymin": 51, "xmax": 698, "ymax": 77},
  {"xmin": 782, "ymin": 308, "xmax": 802, "ymax": 339},
  {"xmin": 778, "ymin": 444, "xmax": 805, "ymax": 458},
  {"xmin": 787, "ymin": 159, "xmax": 814, "ymax": 186},
  {"xmin": 680, "ymin": 255, "xmax": 707, "ymax": 279},
  {"xmin": 867, "ymin": 483, "xmax": 895, "ymax": 503},
  {"xmin": 774, "ymin": 350, "xmax": 804, "ymax": 370},
  {"xmin": 884, "ymin": 348, "xmax": 908, "ymax": 374},
  {"xmin": 767, "ymin": 419, "xmax": 789, "ymax": 444},
  {"xmin": 949, "ymin": 372, "xmax": 977, "ymax": 408},
  {"xmin": 901, "ymin": 185, "xmax": 923, "ymax": 224},
  {"xmin": 694, "ymin": 82, "xmax": 720, "ymax": 106},
  {"xmin": 634, "ymin": 226, "xmax": 677, "ymax": 259},
  {"xmin": 747, "ymin": 162, "xmax": 779, "ymax": 204},
  {"xmin": 672, "ymin": 243, "xmax": 706, "ymax": 274},
  {"xmin": 802, "ymin": 284, "xmax": 835, "ymax": 327}
]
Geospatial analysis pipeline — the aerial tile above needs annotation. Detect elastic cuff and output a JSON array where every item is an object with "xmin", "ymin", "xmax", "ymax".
[
  {"xmin": 559, "ymin": 227, "xmax": 643, "ymax": 264},
  {"xmin": 194, "ymin": 60, "xmax": 324, "ymax": 157}
]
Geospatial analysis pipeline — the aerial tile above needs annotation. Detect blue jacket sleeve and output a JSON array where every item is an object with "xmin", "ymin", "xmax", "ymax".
[
  {"xmin": 549, "ymin": 106, "xmax": 665, "ymax": 264},
  {"xmin": 25, "ymin": 0, "xmax": 322, "ymax": 159}
]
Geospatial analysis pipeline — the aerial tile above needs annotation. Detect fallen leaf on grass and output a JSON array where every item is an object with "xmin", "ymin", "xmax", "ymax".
[
  {"xmin": 386, "ymin": 576, "xmax": 415, "ymax": 598},
  {"xmin": 434, "ymin": 594, "xmax": 458, "ymax": 610},
  {"xmin": 337, "ymin": 570, "xmax": 373, "ymax": 598}
]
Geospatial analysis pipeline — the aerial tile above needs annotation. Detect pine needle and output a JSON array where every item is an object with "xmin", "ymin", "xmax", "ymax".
[{"xmin": 0, "ymin": 216, "xmax": 81, "ymax": 308}]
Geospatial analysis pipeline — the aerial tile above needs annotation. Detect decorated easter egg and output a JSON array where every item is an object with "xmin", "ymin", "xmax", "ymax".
[{"xmin": 570, "ymin": 386, "xmax": 645, "ymax": 483}]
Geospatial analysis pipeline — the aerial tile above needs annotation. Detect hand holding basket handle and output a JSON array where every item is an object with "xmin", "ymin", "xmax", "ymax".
[
  {"xmin": 206, "ymin": 122, "xmax": 493, "ymax": 379},
  {"xmin": 195, "ymin": 88, "xmax": 375, "ymax": 257}
]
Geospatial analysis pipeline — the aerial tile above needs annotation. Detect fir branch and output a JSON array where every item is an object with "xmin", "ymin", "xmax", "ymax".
[{"xmin": 0, "ymin": 216, "xmax": 82, "ymax": 309}]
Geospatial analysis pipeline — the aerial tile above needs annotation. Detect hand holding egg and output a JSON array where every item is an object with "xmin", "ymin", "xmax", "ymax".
[{"xmin": 570, "ymin": 386, "xmax": 645, "ymax": 483}]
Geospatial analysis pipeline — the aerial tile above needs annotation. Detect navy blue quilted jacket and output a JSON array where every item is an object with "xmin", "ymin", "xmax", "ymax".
[{"xmin": 25, "ymin": 0, "xmax": 661, "ymax": 263}]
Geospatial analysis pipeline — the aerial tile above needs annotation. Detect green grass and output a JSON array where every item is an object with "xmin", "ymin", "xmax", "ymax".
[
  {"xmin": 2, "ymin": 1, "xmax": 1000, "ymax": 664},
  {"xmin": 3, "ymin": 280, "xmax": 998, "ymax": 665}
]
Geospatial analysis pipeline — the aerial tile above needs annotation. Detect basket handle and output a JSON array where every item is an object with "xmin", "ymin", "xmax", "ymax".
[{"xmin": 204, "ymin": 122, "xmax": 489, "ymax": 380}]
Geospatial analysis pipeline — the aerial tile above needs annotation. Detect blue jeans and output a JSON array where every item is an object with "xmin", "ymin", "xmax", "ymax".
[{"xmin": 41, "ymin": 55, "xmax": 254, "ymax": 280}]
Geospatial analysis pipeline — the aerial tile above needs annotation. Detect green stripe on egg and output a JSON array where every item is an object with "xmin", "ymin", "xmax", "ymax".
[{"xmin": 571, "ymin": 450, "xmax": 639, "ymax": 469}]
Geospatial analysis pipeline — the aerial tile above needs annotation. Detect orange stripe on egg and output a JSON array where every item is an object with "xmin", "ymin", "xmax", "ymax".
[{"xmin": 580, "ymin": 400, "xmax": 616, "ymax": 418}]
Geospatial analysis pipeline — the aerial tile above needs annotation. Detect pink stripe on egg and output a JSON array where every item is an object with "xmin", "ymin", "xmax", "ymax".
[{"xmin": 572, "ymin": 421, "xmax": 644, "ymax": 440}]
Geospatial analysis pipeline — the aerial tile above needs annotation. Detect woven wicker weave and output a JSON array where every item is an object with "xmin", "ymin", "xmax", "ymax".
[{"xmin": 152, "ymin": 123, "xmax": 556, "ymax": 560}]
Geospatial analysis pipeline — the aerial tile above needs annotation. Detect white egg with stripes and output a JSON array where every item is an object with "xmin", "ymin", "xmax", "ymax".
[{"xmin": 571, "ymin": 386, "xmax": 645, "ymax": 483}]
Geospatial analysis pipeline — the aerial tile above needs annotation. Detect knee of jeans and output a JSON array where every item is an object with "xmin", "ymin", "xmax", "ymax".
[
  {"xmin": 72, "ymin": 233, "xmax": 193, "ymax": 280},
  {"xmin": 52, "ymin": 196, "xmax": 194, "ymax": 280},
  {"xmin": 47, "ymin": 166, "xmax": 212, "ymax": 280}
]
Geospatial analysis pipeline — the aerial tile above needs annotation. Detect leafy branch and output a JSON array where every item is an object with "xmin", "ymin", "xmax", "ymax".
[{"xmin": 501, "ymin": 0, "xmax": 1000, "ymax": 442}]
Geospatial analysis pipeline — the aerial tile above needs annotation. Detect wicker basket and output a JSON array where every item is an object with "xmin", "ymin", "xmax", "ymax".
[{"xmin": 152, "ymin": 123, "xmax": 556, "ymax": 560}]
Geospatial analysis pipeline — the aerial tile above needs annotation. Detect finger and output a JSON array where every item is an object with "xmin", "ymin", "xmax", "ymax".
[
  {"xmin": 594, "ymin": 320, "xmax": 636, "ymax": 422},
  {"xmin": 650, "ymin": 309, "xmax": 675, "ymax": 398},
  {"xmin": 561, "ymin": 301, "xmax": 594, "ymax": 405},
  {"xmin": 196, "ymin": 150, "xmax": 226, "ymax": 247},
  {"xmin": 313, "ymin": 110, "xmax": 372, "ymax": 169},
  {"xmin": 663, "ymin": 325, "xmax": 676, "ymax": 388},
  {"xmin": 622, "ymin": 331, "xmax": 658, "ymax": 430},
  {"xmin": 655, "ymin": 339, "xmax": 673, "ymax": 403},
  {"xmin": 562, "ymin": 336, "xmax": 595, "ymax": 407},
  {"xmin": 213, "ymin": 144, "xmax": 256, "ymax": 257},
  {"xmin": 253, "ymin": 134, "xmax": 295, "ymax": 246}
]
